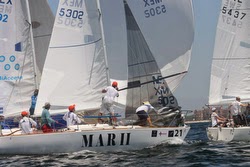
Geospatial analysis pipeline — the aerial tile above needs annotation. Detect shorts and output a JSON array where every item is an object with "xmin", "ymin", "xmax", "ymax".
[
  {"xmin": 41, "ymin": 124, "xmax": 53, "ymax": 133},
  {"xmin": 100, "ymin": 102, "xmax": 114, "ymax": 115},
  {"xmin": 136, "ymin": 110, "xmax": 149, "ymax": 120}
]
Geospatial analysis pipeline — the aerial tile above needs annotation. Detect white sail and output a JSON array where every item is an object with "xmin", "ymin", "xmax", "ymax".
[
  {"xmin": 29, "ymin": 0, "xmax": 54, "ymax": 82},
  {"xmin": 99, "ymin": 0, "xmax": 194, "ymax": 118},
  {"xmin": 0, "ymin": 0, "xmax": 53, "ymax": 116},
  {"xmin": 35, "ymin": 0, "xmax": 108, "ymax": 115},
  {"xmin": 209, "ymin": 0, "xmax": 250, "ymax": 105}
]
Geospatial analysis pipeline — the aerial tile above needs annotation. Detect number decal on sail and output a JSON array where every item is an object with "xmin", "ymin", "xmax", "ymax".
[
  {"xmin": 221, "ymin": 6, "xmax": 246, "ymax": 20},
  {"xmin": 0, "ymin": 14, "xmax": 8, "ymax": 23},
  {"xmin": 59, "ymin": 8, "xmax": 84, "ymax": 19},
  {"xmin": 144, "ymin": 5, "xmax": 166, "ymax": 18},
  {"xmin": 143, "ymin": 0, "xmax": 167, "ymax": 18},
  {"xmin": 220, "ymin": 0, "xmax": 247, "ymax": 28},
  {"xmin": 57, "ymin": 8, "xmax": 84, "ymax": 28}
]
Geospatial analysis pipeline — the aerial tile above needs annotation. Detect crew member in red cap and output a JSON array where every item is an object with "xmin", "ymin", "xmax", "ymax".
[
  {"xmin": 63, "ymin": 104, "xmax": 81, "ymax": 127},
  {"xmin": 19, "ymin": 111, "xmax": 37, "ymax": 134},
  {"xmin": 99, "ymin": 81, "xmax": 119, "ymax": 124}
]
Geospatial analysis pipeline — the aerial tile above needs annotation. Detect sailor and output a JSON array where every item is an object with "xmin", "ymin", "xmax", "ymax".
[
  {"xmin": 135, "ymin": 101, "xmax": 154, "ymax": 127},
  {"xmin": 63, "ymin": 104, "xmax": 81, "ymax": 127},
  {"xmin": 229, "ymin": 96, "xmax": 248, "ymax": 126},
  {"xmin": 19, "ymin": 111, "xmax": 37, "ymax": 134},
  {"xmin": 41, "ymin": 102, "xmax": 58, "ymax": 133},
  {"xmin": 211, "ymin": 107, "xmax": 227, "ymax": 127},
  {"xmin": 29, "ymin": 89, "xmax": 39, "ymax": 115},
  {"xmin": 99, "ymin": 81, "xmax": 119, "ymax": 125}
]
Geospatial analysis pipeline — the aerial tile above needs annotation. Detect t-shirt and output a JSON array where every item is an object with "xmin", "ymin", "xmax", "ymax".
[
  {"xmin": 211, "ymin": 112, "xmax": 219, "ymax": 127},
  {"xmin": 103, "ymin": 86, "xmax": 119, "ymax": 104},
  {"xmin": 230, "ymin": 101, "xmax": 242, "ymax": 115},
  {"xmin": 136, "ymin": 104, "xmax": 154, "ymax": 113},
  {"xmin": 19, "ymin": 117, "xmax": 37, "ymax": 134},
  {"xmin": 63, "ymin": 111, "xmax": 81, "ymax": 127}
]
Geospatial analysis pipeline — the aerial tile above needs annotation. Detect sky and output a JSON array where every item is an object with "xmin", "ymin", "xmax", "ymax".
[{"xmin": 48, "ymin": 0, "xmax": 222, "ymax": 111}]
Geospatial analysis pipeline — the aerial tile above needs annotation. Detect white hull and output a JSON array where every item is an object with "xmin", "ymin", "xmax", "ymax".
[
  {"xmin": 0, "ymin": 124, "xmax": 190, "ymax": 155},
  {"xmin": 207, "ymin": 127, "xmax": 250, "ymax": 142}
]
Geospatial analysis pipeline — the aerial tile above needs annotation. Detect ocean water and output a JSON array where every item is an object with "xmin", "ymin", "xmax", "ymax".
[{"xmin": 1, "ymin": 122, "xmax": 250, "ymax": 167}]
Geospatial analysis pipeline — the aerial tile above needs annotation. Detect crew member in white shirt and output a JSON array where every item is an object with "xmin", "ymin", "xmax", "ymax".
[
  {"xmin": 135, "ymin": 101, "xmax": 154, "ymax": 126},
  {"xmin": 63, "ymin": 104, "xmax": 81, "ymax": 127},
  {"xmin": 99, "ymin": 81, "xmax": 119, "ymax": 124},
  {"xmin": 19, "ymin": 111, "xmax": 37, "ymax": 134},
  {"xmin": 229, "ymin": 96, "xmax": 248, "ymax": 126},
  {"xmin": 211, "ymin": 107, "xmax": 226, "ymax": 127}
]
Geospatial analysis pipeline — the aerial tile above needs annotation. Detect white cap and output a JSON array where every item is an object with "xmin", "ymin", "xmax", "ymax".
[{"xmin": 212, "ymin": 107, "xmax": 216, "ymax": 111}]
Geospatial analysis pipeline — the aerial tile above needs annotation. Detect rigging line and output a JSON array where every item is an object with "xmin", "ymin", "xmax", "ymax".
[
  {"xmin": 119, "ymin": 71, "xmax": 187, "ymax": 91},
  {"xmin": 213, "ymin": 57, "xmax": 250, "ymax": 60},
  {"xmin": 49, "ymin": 38, "xmax": 102, "ymax": 49}
]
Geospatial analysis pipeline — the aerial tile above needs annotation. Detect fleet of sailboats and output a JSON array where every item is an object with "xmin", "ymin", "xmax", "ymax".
[{"xmin": 0, "ymin": 0, "xmax": 194, "ymax": 154}]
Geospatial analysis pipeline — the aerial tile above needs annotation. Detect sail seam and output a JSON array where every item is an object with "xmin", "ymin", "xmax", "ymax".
[
  {"xmin": 49, "ymin": 38, "xmax": 102, "ymax": 49},
  {"xmin": 33, "ymin": 34, "xmax": 51, "ymax": 38}
]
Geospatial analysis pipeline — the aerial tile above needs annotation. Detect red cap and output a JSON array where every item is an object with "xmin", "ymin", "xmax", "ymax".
[
  {"xmin": 21, "ymin": 111, "xmax": 28, "ymax": 116},
  {"xmin": 68, "ymin": 104, "xmax": 75, "ymax": 111},
  {"xmin": 112, "ymin": 81, "xmax": 118, "ymax": 87}
]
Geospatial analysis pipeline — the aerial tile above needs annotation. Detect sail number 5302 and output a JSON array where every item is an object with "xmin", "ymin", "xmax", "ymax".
[
  {"xmin": 144, "ymin": 5, "xmax": 166, "ymax": 18},
  {"xmin": 59, "ymin": 8, "xmax": 84, "ymax": 19}
]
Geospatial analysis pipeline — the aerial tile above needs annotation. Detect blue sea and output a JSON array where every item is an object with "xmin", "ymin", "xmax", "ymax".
[{"xmin": 1, "ymin": 122, "xmax": 250, "ymax": 167}]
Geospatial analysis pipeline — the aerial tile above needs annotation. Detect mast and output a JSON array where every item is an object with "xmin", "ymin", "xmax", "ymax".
[
  {"xmin": 96, "ymin": 0, "xmax": 110, "ymax": 86},
  {"xmin": 25, "ymin": 0, "xmax": 38, "ymax": 89}
]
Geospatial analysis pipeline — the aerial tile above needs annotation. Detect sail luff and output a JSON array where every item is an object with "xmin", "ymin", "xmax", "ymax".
[
  {"xmin": 96, "ymin": 0, "xmax": 110, "ymax": 86},
  {"xmin": 25, "ymin": 0, "xmax": 38, "ymax": 89}
]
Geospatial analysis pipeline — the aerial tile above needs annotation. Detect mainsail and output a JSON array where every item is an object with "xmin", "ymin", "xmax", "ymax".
[
  {"xmin": 209, "ymin": 0, "xmax": 250, "ymax": 105},
  {"xmin": 0, "ymin": 0, "xmax": 54, "ymax": 117}
]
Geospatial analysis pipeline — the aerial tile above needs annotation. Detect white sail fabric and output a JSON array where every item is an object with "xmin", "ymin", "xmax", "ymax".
[
  {"xmin": 29, "ymin": 0, "xmax": 54, "ymax": 82},
  {"xmin": 0, "ymin": 0, "xmax": 54, "ymax": 117},
  {"xmin": 209, "ymin": 0, "xmax": 250, "ymax": 105},
  {"xmin": 35, "ymin": 0, "xmax": 108, "ymax": 115},
  {"xmin": 126, "ymin": 0, "xmax": 194, "ymax": 92}
]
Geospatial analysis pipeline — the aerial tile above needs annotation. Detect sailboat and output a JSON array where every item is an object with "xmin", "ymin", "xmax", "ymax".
[
  {"xmin": 0, "ymin": 0, "xmax": 54, "ymax": 119},
  {"xmin": 207, "ymin": 0, "xmax": 250, "ymax": 142},
  {"xmin": 0, "ymin": 0, "xmax": 194, "ymax": 154}
]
